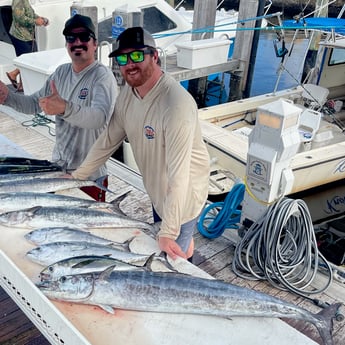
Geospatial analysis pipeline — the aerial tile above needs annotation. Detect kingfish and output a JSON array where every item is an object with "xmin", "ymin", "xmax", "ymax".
[
  {"xmin": 0, "ymin": 176, "xmax": 111, "ymax": 194},
  {"xmin": 24, "ymin": 227, "xmax": 132, "ymax": 246},
  {"xmin": 0, "ymin": 205, "xmax": 153, "ymax": 231},
  {"xmin": 0, "ymin": 190, "xmax": 130, "ymax": 214},
  {"xmin": 37, "ymin": 268, "xmax": 342, "ymax": 345},
  {"xmin": 26, "ymin": 241, "xmax": 158, "ymax": 266},
  {"xmin": 39, "ymin": 255, "xmax": 149, "ymax": 281},
  {"xmin": 0, "ymin": 171, "xmax": 68, "ymax": 183}
]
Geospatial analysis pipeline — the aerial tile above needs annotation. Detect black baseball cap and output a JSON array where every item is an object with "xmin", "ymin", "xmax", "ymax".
[
  {"xmin": 109, "ymin": 27, "xmax": 156, "ymax": 58},
  {"xmin": 63, "ymin": 14, "xmax": 96, "ymax": 37}
]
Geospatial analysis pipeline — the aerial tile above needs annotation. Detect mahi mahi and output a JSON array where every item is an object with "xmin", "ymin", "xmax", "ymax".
[{"xmin": 37, "ymin": 268, "xmax": 341, "ymax": 345}]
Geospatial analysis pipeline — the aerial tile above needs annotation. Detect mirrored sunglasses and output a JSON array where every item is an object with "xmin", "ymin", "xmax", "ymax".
[
  {"xmin": 115, "ymin": 49, "xmax": 154, "ymax": 66},
  {"xmin": 65, "ymin": 32, "xmax": 95, "ymax": 43}
]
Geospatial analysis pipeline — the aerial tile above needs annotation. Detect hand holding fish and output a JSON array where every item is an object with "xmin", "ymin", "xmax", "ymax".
[
  {"xmin": 0, "ymin": 80, "xmax": 9, "ymax": 104},
  {"xmin": 158, "ymin": 236, "xmax": 187, "ymax": 260},
  {"xmin": 39, "ymin": 80, "xmax": 66, "ymax": 115}
]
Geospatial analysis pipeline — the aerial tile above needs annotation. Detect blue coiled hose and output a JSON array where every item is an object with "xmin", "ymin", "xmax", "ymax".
[{"xmin": 197, "ymin": 183, "xmax": 245, "ymax": 238}]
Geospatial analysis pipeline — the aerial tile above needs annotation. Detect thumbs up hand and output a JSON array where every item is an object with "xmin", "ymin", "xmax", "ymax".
[{"xmin": 39, "ymin": 80, "xmax": 66, "ymax": 115}]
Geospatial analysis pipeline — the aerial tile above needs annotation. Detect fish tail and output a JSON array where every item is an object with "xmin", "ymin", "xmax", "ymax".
[
  {"xmin": 313, "ymin": 302, "xmax": 342, "ymax": 345},
  {"xmin": 109, "ymin": 190, "xmax": 132, "ymax": 215},
  {"xmin": 95, "ymin": 175, "xmax": 116, "ymax": 194}
]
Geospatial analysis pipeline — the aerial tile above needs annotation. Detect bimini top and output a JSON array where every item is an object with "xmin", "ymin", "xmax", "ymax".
[{"xmin": 283, "ymin": 17, "xmax": 345, "ymax": 36}]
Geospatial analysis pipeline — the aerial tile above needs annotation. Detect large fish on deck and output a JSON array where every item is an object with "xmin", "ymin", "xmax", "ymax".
[
  {"xmin": 0, "ymin": 176, "xmax": 110, "ymax": 193},
  {"xmin": 37, "ymin": 268, "xmax": 342, "ymax": 345},
  {"xmin": 0, "ymin": 205, "xmax": 153, "ymax": 231},
  {"xmin": 26, "ymin": 241, "xmax": 158, "ymax": 266},
  {"xmin": 39, "ymin": 255, "xmax": 149, "ymax": 281},
  {"xmin": 0, "ymin": 190, "xmax": 130, "ymax": 214},
  {"xmin": 0, "ymin": 171, "xmax": 65, "ymax": 182},
  {"xmin": 24, "ymin": 226, "xmax": 124, "ymax": 246}
]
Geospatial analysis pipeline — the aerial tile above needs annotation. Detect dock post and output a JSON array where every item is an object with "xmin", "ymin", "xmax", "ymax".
[
  {"xmin": 228, "ymin": 0, "xmax": 260, "ymax": 101},
  {"xmin": 187, "ymin": 0, "xmax": 217, "ymax": 108}
]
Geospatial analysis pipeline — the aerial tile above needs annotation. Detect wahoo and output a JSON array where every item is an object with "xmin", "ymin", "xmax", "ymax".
[{"xmin": 37, "ymin": 268, "xmax": 341, "ymax": 345}]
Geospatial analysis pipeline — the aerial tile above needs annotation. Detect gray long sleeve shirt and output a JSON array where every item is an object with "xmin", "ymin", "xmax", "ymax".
[{"xmin": 5, "ymin": 60, "xmax": 118, "ymax": 179}]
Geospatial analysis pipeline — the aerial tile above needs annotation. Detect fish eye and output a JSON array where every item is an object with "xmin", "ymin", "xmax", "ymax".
[
  {"xmin": 59, "ymin": 276, "xmax": 67, "ymax": 283},
  {"xmin": 48, "ymin": 266, "xmax": 54, "ymax": 272}
]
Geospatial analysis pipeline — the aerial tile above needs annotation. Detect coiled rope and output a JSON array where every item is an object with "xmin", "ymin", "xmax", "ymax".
[
  {"xmin": 232, "ymin": 197, "xmax": 333, "ymax": 300},
  {"xmin": 22, "ymin": 113, "xmax": 55, "ymax": 136},
  {"xmin": 197, "ymin": 182, "xmax": 245, "ymax": 239}
]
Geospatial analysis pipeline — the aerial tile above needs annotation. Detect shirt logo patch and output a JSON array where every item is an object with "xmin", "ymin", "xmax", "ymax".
[
  {"xmin": 144, "ymin": 125, "xmax": 155, "ymax": 139},
  {"xmin": 78, "ymin": 88, "xmax": 89, "ymax": 100}
]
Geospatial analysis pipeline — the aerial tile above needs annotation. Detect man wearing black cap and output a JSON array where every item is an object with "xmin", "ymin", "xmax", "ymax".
[
  {"xmin": 72, "ymin": 27, "xmax": 210, "ymax": 261},
  {"xmin": 0, "ymin": 14, "xmax": 117, "ymax": 201}
]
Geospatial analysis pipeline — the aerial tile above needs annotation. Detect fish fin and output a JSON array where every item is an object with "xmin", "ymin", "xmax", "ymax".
[
  {"xmin": 142, "ymin": 253, "xmax": 156, "ymax": 270},
  {"xmin": 94, "ymin": 175, "xmax": 116, "ymax": 195},
  {"xmin": 98, "ymin": 304, "xmax": 115, "ymax": 314},
  {"xmin": 157, "ymin": 251, "xmax": 179, "ymax": 272},
  {"xmin": 108, "ymin": 190, "xmax": 132, "ymax": 216},
  {"xmin": 118, "ymin": 235, "xmax": 136, "ymax": 251},
  {"xmin": 99, "ymin": 265, "xmax": 116, "ymax": 280},
  {"xmin": 72, "ymin": 258, "xmax": 99, "ymax": 269},
  {"xmin": 26, "ymin": 206, "xmax": 43, "ymax": 214}
]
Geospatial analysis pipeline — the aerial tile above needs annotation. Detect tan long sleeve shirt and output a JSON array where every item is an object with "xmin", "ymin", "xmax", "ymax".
[{"xmin": 73, "ymin": 73, "xmax": 210, "ymax": 240}]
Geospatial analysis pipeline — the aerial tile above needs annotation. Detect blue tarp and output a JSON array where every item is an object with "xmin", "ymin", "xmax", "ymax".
[{"xmin": 283, "ymin": 17, "xmax": 345, "ymax": 35}]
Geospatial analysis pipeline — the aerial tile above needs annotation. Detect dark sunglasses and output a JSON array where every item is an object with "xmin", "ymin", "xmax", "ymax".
[
  {"xmin": 115, "ymin": 49, "xmax": 154, "ymax": 66},
  {"xmin": 65, "ymin": 32, "xmax": 95, "ymax": 43}
]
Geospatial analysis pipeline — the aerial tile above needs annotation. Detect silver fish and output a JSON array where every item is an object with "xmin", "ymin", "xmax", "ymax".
[
  {"xmin": 0, "ymin": 190, "xmax": 130, "ymax": 214},
  {"xmin": 0, "ymin": 205, "xmax": 153, "ymax": 231},
  {"xmin": 37, "ymin": 268, "xmax": 341, "ymax": 345},
  {"xmin": 0, "ymin": 171, "xmax": 65, "ymax": 183},
  {"xmin": 0, "ymin": 176, "xmax": 110, "ymax": 194},
  {"xmin": 24, "ymin": 227, "xmax": 131, "ymax": 246},
  {"xmin": 39, "ymin": 255, "xmax": 148, "ymax": 281},
  {"xmin": 26, "ymin": 241, "xmax": 157, "ymax": 266}
]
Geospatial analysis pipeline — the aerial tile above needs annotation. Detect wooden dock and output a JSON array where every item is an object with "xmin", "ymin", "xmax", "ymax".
[{"xmin": 0, "ymin": 108, "xmax": 344, "ymax": 345}]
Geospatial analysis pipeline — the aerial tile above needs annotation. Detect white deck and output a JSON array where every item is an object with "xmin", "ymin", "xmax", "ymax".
[{"xmin": 0, "ymin": 109, "xmax": 330, "ymax": 345}]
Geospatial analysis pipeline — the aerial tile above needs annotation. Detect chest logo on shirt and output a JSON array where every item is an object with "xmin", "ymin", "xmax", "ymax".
[
  {"xmin": 78, "ymin": 88, "xmax": 89, "ymax": 100},
  {"xmin": 144, "ymin": 125, "xmax": 155, "ymax": 139}
]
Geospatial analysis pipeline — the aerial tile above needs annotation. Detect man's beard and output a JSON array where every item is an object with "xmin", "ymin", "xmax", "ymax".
[{"xmin": 124, "ymin": 63, "xmax": 154, "ymax": 88}]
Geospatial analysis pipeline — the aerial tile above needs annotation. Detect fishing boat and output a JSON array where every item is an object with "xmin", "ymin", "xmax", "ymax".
[{"xmin": 197, "ymin": 11, "xmax": 345, "ymax": 222}]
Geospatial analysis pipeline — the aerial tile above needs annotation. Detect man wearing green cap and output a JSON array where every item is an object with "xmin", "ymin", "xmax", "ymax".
[
  {"xmin": 0, "ymin": 14, "xmax": 117, "ymax": 201},
  {"xmin": 72, "ymin": 27, "xmax": 210, "ymax": 261}
]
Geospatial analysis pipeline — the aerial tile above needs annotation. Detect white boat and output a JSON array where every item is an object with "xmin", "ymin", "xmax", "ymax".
[
  {"xmin": 198, "ymin": 24, "xmax": 345, "ymax": 223},
  {"xmin": 0, "ymin": 0, "xmax": 255, "ymax": 86}
]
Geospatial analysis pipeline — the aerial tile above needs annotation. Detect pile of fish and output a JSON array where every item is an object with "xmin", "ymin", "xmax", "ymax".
[
  {"xmin": 0, "ymin": 156, "xmax": 154, "ymax": 231},
  {"xmin": 23, "ymin": 225, "xmax": 341, "ymax": 345},
  {"xmin": 1, "ymin": 157, "xmax": 341, "ymax": 344}
]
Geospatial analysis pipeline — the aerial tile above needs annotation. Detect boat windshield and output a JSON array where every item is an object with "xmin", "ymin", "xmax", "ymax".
[{"xmin": 98, "ymin": 6, "xmax": 177, "ymax": 44}]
